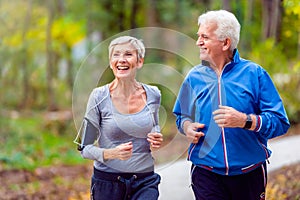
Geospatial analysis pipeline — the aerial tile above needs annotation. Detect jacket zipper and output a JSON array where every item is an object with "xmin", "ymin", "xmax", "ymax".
[
  {"xmin": 188, "ymin": 143, "xmax": 197, "ymax": 161},
  {"xmin": 217, "ymin": 65, "xmax": 230, "ymax": 175}
]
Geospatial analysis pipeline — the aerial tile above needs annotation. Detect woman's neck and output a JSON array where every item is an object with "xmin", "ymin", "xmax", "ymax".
[
  {"xmin": 109, "ymin": 79, "xmax": 142, "ymax": 97},
  {"xmin": 109, "ymin": 79, "xmax": 146, "ymax": 114}
]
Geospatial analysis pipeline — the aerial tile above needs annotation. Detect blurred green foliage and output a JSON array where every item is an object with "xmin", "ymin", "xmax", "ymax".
[{"xmin": 0, "ymin": 112, "xmax": 84, "ymax": 170}]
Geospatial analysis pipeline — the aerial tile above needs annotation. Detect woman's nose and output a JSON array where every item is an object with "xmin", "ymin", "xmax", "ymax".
[{"xmin": 117, "ymin": 55, "xmax": 126, "ymax": 62}]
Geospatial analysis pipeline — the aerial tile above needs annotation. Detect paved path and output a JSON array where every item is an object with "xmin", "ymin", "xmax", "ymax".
[{"xmin": 155, "ymin": 135, "xmax": 300, "ymax": 200}]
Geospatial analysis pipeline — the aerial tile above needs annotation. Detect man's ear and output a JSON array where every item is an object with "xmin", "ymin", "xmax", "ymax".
[
  {"xmin": 222, "ymin": 38, "xmax": 231, "ymax": 51},
  {"xmin": 137, "ymin": 58, "xmax": 144, "ymax": 69}
]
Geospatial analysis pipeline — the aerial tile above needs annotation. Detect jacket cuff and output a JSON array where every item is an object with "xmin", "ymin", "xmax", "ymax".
[
  {"xmin": 254, "ymin": 115, "xmax": 262, "ymax": 132},
  {"xmin": 180, "ymin": 118, "xmax": 193, "ymax": 135}
]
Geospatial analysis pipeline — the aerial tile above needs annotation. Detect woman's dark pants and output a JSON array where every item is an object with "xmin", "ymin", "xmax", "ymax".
[{"xmin": 91, "ymin": 168, "xmax": 161, "ymax": 200}]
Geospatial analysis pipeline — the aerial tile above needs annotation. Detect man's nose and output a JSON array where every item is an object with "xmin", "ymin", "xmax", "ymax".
[{"xmin": 196, "ymin": 38, "xmax": 204, "ymax": 46}]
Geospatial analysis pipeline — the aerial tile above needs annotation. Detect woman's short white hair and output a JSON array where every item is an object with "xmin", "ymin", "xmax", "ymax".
[
  {"xmin": 108, "ymin": 36, "xmax": 145, "ymax": 59},
  {"xmin": 198, "ymin": 10, "xmax": 241, "ymax": 51}
]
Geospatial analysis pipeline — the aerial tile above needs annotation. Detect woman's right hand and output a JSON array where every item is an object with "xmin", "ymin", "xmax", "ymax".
[{"xmin": 103, "ymin": 142, "xmax": 133, "ymax": 160}]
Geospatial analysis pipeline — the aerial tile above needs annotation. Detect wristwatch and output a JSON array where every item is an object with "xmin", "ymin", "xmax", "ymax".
[{"xmin": 243, "ymin": 114, "xmax": 252, "ymax": 129}]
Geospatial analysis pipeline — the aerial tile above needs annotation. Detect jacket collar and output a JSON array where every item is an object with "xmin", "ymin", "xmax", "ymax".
[
  {"xmin": 201, "ymin": 49, "xmax": 241, "ymax": 67},
  {"xmin": 231, "ymin": 49, "xmax": 240, "ymax": 64},
  {"xmin": 222, "ymin": 49, "xmax": 240, "ymax": 73},
  {"xmin": 201, "ymin": 49, "xmax": 241, "ymax": 72}
]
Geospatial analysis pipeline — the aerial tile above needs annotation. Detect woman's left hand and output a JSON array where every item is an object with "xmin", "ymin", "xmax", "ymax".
[{"xmin": 147, "ymin": 132, "xmax": 163, "ymax": 151}]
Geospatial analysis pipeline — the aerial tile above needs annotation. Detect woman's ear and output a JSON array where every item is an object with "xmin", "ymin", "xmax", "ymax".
[
  {"xmin": 137, "ymin": 58, "xmax": 144, "ymax": 69},
  {"xmin": 109, "ymin": 60, "xmax": 113, "ymax": 69}
]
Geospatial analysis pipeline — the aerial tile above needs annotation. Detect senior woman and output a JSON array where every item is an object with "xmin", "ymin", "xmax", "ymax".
[{"xmin": 76, "ymin": 36, "xmax": 163, "ymax": 200}]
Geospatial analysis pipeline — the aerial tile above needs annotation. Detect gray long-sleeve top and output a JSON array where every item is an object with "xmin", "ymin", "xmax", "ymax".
[{"xmin": 80, "ymin": 84, "xmax": 161, "ymax": 173}]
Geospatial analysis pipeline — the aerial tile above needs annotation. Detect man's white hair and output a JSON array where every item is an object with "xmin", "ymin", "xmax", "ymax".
[{"xmin": 198, "ymin": 10, "xmax": 241, "ymax": 51}]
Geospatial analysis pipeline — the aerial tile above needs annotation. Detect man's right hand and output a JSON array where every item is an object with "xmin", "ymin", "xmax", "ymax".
[{"xmin": 183, "ymin": 121, "xmax": 205, "ymax": 144}]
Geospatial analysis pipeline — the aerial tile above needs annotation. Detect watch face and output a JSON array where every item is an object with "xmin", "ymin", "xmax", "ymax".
[{"xmin": 244, "ymin": 115, "xmax": 252, "ymax": 129}]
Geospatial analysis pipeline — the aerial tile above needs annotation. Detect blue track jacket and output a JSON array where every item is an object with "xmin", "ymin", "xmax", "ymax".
[{"xmin": 173, "ymin": 49, "xmax": 290, "ymax": 176}]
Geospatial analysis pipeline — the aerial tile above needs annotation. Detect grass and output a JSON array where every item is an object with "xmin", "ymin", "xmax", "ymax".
[{"xmin": 0, "ymin": 111, "xmax": 84, "ymax": 170}]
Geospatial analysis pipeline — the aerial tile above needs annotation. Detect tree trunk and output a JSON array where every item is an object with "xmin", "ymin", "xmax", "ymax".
[
  {"xmin": 245, "ymin": 0, "xmax": 254, "ymax": 22},
  {"xmin": 261, "ymin": 0, "xmax": 282, "ymax": 41},
  {"xmin": 223, "ymin": 0, "xmax": 231, "ymax": 11},
  {"xmin": 147, "ymin": 0, "xmax": 159, "ymax": 26},
  {"xmin": 46, "ymin": 0, "xmax": 57, "ymax": 111},
  {"xmin": 298, "ymin": 30, "xmax": 300, "ymax": 59},
  {"xmin": 102, "ymin": 1, "xmax": 116, "ymax": 38},
  {"xmin": 240, "ymin": 0, "xmax": 254, "ymax": 50},
  {"xmin": 130, "ymin": 0, "xmax": 139, "ymax": 29},
  {"xmin": 117, "ymin": 1, "xmax": 125, "ymax": 31},
  {"xmin": 19, "ymin": 0, "xmax": 33, "ymax": 109},
  {"xmin": 66, "ymin": 46, "xmax": 74, "ymax": 91}
]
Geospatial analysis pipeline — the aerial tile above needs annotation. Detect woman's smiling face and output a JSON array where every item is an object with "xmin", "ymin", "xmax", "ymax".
[{"xmin": 109, "ymin": 43, "xmax": 143, "ymax": 80}]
